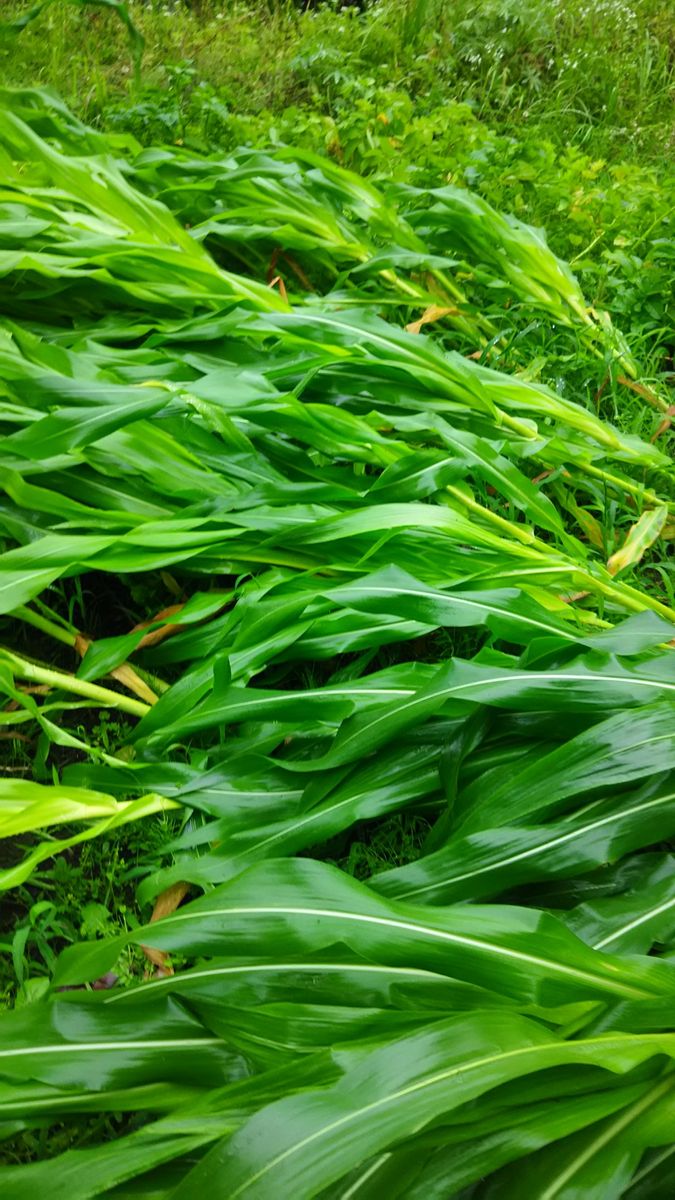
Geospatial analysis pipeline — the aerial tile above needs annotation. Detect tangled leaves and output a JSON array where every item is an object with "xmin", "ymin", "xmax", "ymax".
[{"xmin": 0, "ymin": 88, "xmax": 673, "ymax": 1198}]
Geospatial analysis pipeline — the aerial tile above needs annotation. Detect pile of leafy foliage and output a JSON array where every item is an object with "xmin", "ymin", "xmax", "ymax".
[
  {"xmin": 0, "ymin": 84, "xmax": 674, "ymax": 1197},
  {"xmin": 2, "ymin": 0, "xmax": 673, "ymax": 388}
]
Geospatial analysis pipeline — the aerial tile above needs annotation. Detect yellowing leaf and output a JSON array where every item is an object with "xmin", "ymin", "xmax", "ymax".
[
  {"xmin": 142, "ymin": 881, "xmax": 193, "ymax": 974},
  {"xmin": 406, "ymin": 304, "xmax": 459, "ymax": 334},
  {"xmin": 608, "ymin": 507, "xmax": 668, "ymax": 576}
]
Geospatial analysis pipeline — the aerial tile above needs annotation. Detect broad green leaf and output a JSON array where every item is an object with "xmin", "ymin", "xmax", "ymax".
[
  {"xmin": 486, "ymin": 1072, "xmax": 675, "ymax": 1199},
  {"xmin": 53, "ymin": 859, "xmax": 675, "ymax": 1004},
  {"xmin": 328, "ymin": 1079, "xmax": 656, "ymax": 1199},
  {"xmin": 301, "ymin": 657, "xmax": 675, "ymax": 772},
  {"xmin": 454, "ymin": 703, "xmax": 675, "ymax": 833},
  {"xmin": 566, "ymin": 859, "xmax": 675, "ymax": 955},
  {"xmin": 372, "ymin": 783, "xmax": 675, "ymax": 905},
  {"xmin": 176, "ymin": 1017, "xmax": 675, "ymax": 1200},
  {"xmin": 0, "ymin": 995, "xmax": 243, "ymax": 1090}
]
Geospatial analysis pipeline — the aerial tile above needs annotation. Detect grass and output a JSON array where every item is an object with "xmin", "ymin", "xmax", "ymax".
[
  {"xmin": 2, "ymin": 0, "xmax": 672, "ymax": 367},
  {"xmin": 2, "ymin": 1, "xmax": 673, "ymax": 157},
  {"xmin": 0, "ymin": 818, "xmax": 170, "ymax": 1007}
]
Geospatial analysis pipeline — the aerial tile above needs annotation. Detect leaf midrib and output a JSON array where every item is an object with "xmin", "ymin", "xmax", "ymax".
[
  {"xmin": 229, "ymin": 1034, "xmax": 675, "ymax": 1198},
  {"xmin": 398, "ymin": 788, "xmax": 675, "ymax": 899},
  {"xmin": 149, "ymin": 905, "xmax": 655, "ymax": 1000}
]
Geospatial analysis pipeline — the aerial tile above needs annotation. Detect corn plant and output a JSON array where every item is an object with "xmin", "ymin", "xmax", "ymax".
[{"xmin": 0, "ymin": 88, "xmax": 674, "ymax": 1198}]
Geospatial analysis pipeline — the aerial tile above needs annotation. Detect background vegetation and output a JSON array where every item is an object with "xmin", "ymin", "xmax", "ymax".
[{"xmin": 3, "ymin": 0, "xmax": 673, "ymax": 370}]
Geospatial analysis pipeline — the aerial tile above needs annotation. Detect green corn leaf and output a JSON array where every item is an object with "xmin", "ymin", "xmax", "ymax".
[
  {"xmin": 0, "ymin": 995, "xmax": 243, "ymax": 1090},
  {"xmin": 372, "ymin": 782, "xmax": 675, "ymax": 906},
  {"xmin": 53, "ymin": 858, "xmax": 675, "ymax": 1003},
  {"xmin": 566, "ymin": 859, "xmax": 675, "ymax": 956},
  {"xmin": 624, "ymin": 1146, "xmax": 675, "ymax": 1200},
  {"xmin": 453, "ymin": 702, "xmax": 675, "ymax": 832},
  {"xmin": 300, "ymin": 657, "xmax": 675, "ymax": 772},
  {"xmin": 484, "ymin": 1072, "xmax": 675, "ymax": 1200},
  {"xmin": 328, "ymin": 1078, "xmax": 661, "ymax": 1199},
  {"xmin": 173, "ymin": 1018, "xmax": 675, "ymax": 1200}
]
